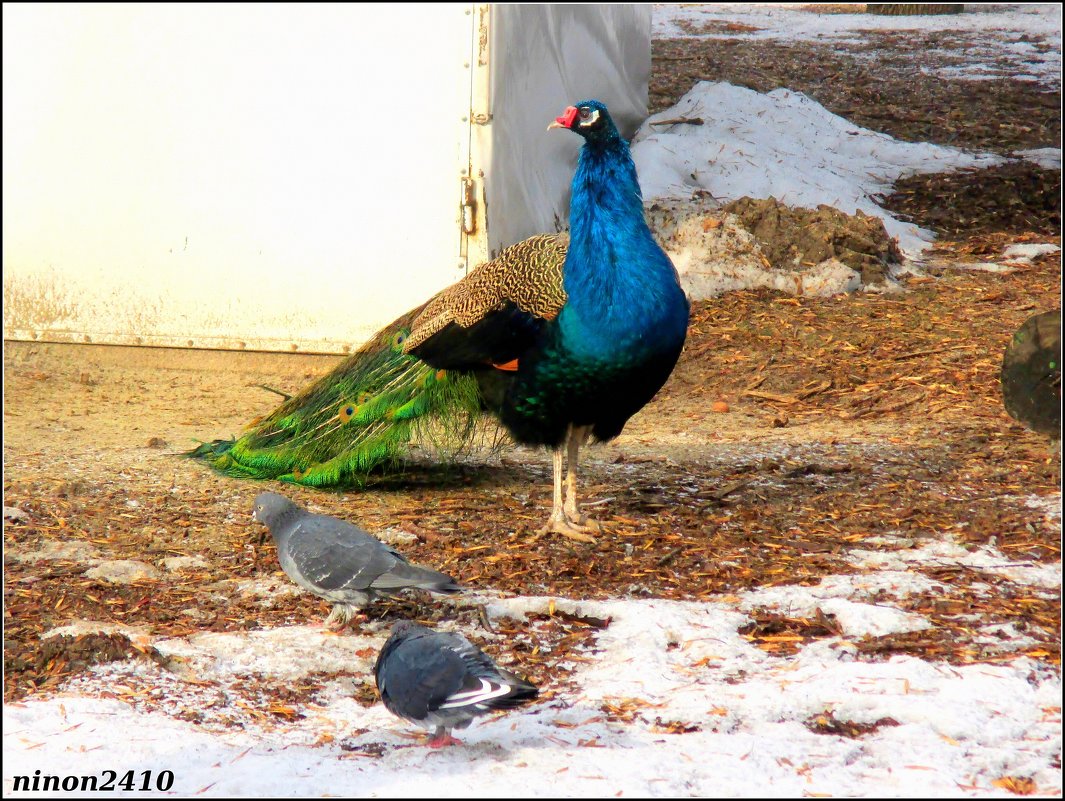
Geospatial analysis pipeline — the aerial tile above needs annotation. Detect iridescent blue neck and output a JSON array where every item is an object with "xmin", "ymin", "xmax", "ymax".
[{"xmin": 563, "ymin": 138, "xmax": 676, "ymax": 313}]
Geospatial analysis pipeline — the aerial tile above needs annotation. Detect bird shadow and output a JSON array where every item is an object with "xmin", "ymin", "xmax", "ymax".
[{"xmin": 338, "ymin": 697, "xmax": 646, "ymax": 763}]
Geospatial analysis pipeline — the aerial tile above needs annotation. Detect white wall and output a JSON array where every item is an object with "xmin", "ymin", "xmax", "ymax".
[
  {"xmin": 477, "ymin": 4, "xmax": 651, "ymax": 257},
  {"xmin": 3, "ymin": 4, "xmax": 475, "ymax": 353}
]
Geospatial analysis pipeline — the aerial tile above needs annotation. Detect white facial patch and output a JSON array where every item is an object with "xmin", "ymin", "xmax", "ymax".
[{"xmin": 578, "ymin": 108, "xmax": 600, "ymax": 128}]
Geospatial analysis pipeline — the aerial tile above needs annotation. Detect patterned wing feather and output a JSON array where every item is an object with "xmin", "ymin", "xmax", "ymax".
[{"xmin": 404, "ymin": 234, "xmax": 568, "ymax": 353}]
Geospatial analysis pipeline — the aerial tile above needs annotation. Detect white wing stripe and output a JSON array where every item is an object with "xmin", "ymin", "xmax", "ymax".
[{"xmin": 438, "ymin": 677, "xmax": 511, "ymax": 709}]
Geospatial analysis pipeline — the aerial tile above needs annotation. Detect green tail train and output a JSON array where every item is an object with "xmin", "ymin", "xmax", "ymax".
[{"xmin": 188, "ymin": 306, "xmax": 485, "ymax": 487}]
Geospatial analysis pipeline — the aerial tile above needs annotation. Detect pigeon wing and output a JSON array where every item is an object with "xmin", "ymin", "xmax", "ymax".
[
  {"xmin": 283, "ymin": 513, "xmax": 398, "ymax": 593},
  {"xmin": 435, "ymin": 632, "xmax": 538, "ymax": 711},
  {"xmin": 376, "ymin": 630, "xmax": 467, "ymax": 721}
]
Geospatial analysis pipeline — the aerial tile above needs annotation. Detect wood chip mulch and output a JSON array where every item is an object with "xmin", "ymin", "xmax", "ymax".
[
  {"xmin": 881, "ymin": 161, "xmax": 1061, "ymax": 237},
  {"xmin": 6, "ymin": 237, "xmax": 1059, "ymax": 704}
]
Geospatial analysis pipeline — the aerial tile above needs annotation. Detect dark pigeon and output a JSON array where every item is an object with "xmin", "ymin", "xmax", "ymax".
[
  {"xmin": 252, "ymin": 492, "xmax": 461, "ymax": 629},
  {"xmin": 1001, "ymin": 309, "xmax": 1061, "ymax": 440},
  {"xmin": 374, "ymin": 620, "xmax": 539, "ymax": 747}
]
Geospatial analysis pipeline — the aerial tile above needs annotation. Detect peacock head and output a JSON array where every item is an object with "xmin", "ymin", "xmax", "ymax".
[{"xmin": 548, "ymin": 99, "xmax": 620, "ymax": 146}]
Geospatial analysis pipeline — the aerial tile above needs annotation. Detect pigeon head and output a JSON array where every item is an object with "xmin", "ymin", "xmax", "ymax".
[
  {"xmin": 548, "ymin": 99, "xmax": 620, "ymax": 146},
  {"xmin": 389, "ymin": 620, "xmax": 428, "ymax": 640},
  {"xmin": 252, "ymin": 491, "xmax": 297, "ymax": 528}
]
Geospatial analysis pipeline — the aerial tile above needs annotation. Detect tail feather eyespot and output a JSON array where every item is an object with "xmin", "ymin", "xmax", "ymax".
[
  {"xmin": 423, "ymin": 369, "xmax": 448, "ymax": 388},
  {"xmin": 338, "ymin": 404, "xmax": 359, "ymax": 423}
]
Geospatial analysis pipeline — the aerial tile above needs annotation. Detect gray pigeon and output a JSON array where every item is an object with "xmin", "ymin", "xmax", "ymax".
[
  {"xmin": 252, "ymin": 492, "xmax": 461, "ymax": 628},
  {"xmin": 374, "ymin": 620, "xmax": 539, "ymax": 747}
]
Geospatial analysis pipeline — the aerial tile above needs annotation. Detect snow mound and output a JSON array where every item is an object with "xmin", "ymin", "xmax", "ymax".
[{"xmin": 631, "ymin": 82, "xmax": 1001, "ymax": 256}]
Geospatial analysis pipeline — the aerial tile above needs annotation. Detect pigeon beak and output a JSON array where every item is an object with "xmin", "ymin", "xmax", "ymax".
[{"xmin": 547, "ymin": 105, "xmax": 579, "ymax": 131}]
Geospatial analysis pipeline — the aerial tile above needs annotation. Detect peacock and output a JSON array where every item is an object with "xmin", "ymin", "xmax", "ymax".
[{"xmin": 192, "ymin": 100, "xmax": 691, "ymax": 541}]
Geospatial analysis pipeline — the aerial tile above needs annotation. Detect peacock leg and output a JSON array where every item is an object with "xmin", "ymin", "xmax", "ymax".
[
  {"xmin": 539, "ymin": 443, "xmax": 595, "ymax": 543},
  {"xmin": 563, "ymin": 425, "xmax": 599, "ymax": 533}
]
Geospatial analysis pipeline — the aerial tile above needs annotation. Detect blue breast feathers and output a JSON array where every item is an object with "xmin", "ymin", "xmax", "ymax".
[{"xmin": 559, "ymin": 124, "xmax": 689, "ymax": 363}]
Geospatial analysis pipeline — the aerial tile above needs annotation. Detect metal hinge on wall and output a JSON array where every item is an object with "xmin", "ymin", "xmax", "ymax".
[{"xmin": 460, "ymin": 176, "xmax": 476, "ymax": 235}]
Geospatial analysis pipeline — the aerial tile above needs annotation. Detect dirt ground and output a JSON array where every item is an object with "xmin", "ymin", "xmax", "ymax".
[{"xmin": 3, "ymin": 16, "xmax": 1061, "ymax": 710}]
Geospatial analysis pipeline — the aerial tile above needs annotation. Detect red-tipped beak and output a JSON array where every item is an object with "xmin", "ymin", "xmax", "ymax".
[{"xmin": 548, "ymin": 105, "xmax": 579, "ymax": 131}]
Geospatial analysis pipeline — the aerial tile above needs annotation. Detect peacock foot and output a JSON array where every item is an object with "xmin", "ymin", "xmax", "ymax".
[
  {"xmin": 538, "ymin": 513, "xmax": 597, "ymax": 543},
  {"xmin": 563, "ymin": 511, "xmax": 601, "ymax": 533}
]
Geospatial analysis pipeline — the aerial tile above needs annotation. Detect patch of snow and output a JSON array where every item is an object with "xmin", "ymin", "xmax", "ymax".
[
  {"xmin": 740, "ymin": 570, "xmax": 942, "ymax": 609},
  {"xmin": 849, "ymin": 533, "xmax": 1063, "ymax": 591},
  {"xmin": 153, "ymin": 626, "xmax": 379, "ymax": 682},
  {"xmin": 950, "ymin": 261, "xmax": 1020, "ymax": 273},
  {"xmin": 973, "ymin": 621, "xmax": 1043, "ymax": 654},
  {"xmin": 160, "ymin": 555, "xmax": 209, "ymax": 572},
  {"xmin": 1025, "ymin": 493, "xmax": 1063, "ymax": 527},
  {"xmin": 1002, "ymin": 243, "xmax": 1061, "ymax": 262},
  {"xmin": 5, "ymin": 539, "xmax": 101, "ymax": 564},
  {"xmin": 83, "ymin": 559, "xmax": 161, "ymax": 584},
  {"xmin": 231, "ymin": 576, "xmax": 304, "ymax": 604},
  {"xmin": 4, "ymin": 588, "xmax": 1061, "ymax": 796},
  {"xmin": 739, "ymin": 582, "xmax": 936, "ymax": 639},
  {"xmin": 1015, "ymin": 147, "xmax": 1062, "ymax": 170},
  {"xmin": 41, "ymin": 620, "xmax": 152, "ymax": 644},
  {"xmin": 631, "ymin": 82, "xmax": 1001, "ymax": 257},
  {"xmin": 819, "ymin": 598, "xmax": 931, "ymax": 638},
  {"xmin": 377, "ymin": 527, "xmax": 420, "ymax": 547},
  {"xmin": 3, "ymin": 505, "xmax": 30, "ymax": 523},
  {"xmin": 676, "ymin": 249, "xmax": 862, "ymax": 299}
]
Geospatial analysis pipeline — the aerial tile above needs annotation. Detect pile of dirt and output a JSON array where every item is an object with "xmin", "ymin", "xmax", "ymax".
[
  {"xmin": 880, "ymin": 161, "xmax": 1061, "ymax": 237},
  {"xmin": 721, "ymin": 196, "xmax": 903, "ymax": 284}
]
